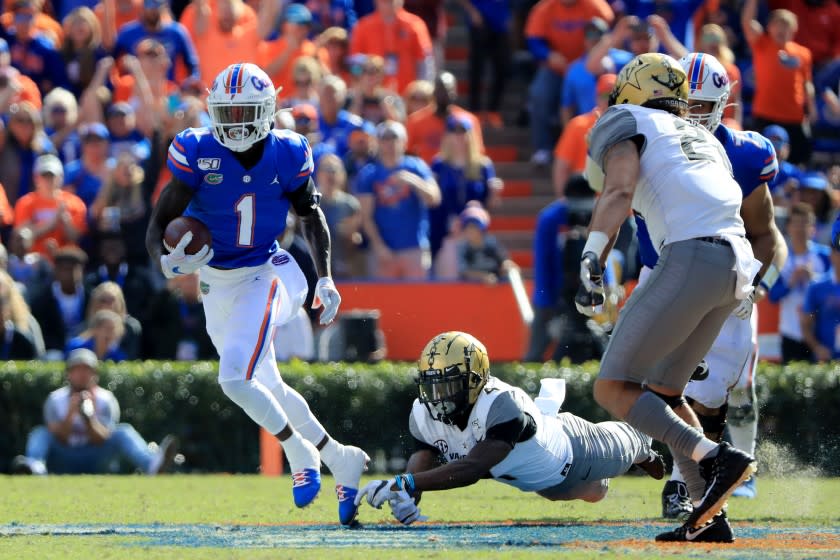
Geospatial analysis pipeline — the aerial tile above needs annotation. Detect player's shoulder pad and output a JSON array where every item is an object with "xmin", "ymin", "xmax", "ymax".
[
  {"xmin": 270, "ymin": 129, "xmax": 314, "ymax": 183},
  {"xmin": 741, "ymin": 129, "xmax": 779, "ymax": 183},
  {"xmin": 167, "ymin": 127, "xmax": 210, "ymax": 176},
  {"xmin": 588, "ymin": 105, "xmax": 645, "ymax": 170}
]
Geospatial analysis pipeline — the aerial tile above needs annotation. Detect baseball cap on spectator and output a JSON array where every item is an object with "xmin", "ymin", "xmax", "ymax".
[
  {"xmin": 596, "ymin": 73, "xmax": 617, "ymax": 97},
  {"xmin": 285, "ymin": 3, "xmax": 312, "ymax": 24},
  {"xmin": 107, "ymin": 102, "xmax": 135, "ymax": 118},
  {"xmin": 34, "ymin": 154, "xmax": 63, "ymax": 178},
  {"xmin": 292, "ymin": 104, "xmax": 318, "ymax": 124},
  {"xmin": 446, "ymin": 114, "xmax": 472, "ymax": 133},
  {"xmin": 762, "ymin": 125, "xmax": 789, "ymax": 152},
  {"xmin": 348, "ymin": 121, "xmax": 375, "ymax": 143},
  {"xmin": 584, "ymin": 17, "xmax": 609, "ymax": 39},
  {"xmin": 80, "ymin": 122, "xmax": 110, "ymax": 141},
  {"xmin": 460, "ymin": 202, "xmax": 490, "ymax": 231},
  {"xmin": 66, "ymin": 348, "xmax": 99, "ymax": 370},
  {"xmin": 799, "ymin": 172, "xmax": 828, "ymax": 191},
  {"xmin": 376, "ymin": 120, "xmax": 407, "ymax": 142}
]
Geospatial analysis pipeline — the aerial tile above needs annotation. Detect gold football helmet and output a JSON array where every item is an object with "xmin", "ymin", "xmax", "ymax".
[
  {"xmin": 609, "ymin": 52, "xmax": 689, "ymax": 112},
  {"xmin": 416, "ymin": 331, "xmax": 490, "ymax": 423}
]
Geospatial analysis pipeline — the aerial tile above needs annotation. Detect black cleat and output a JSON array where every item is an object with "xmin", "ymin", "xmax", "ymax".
[
  {"xmin": 636, "ymin": 451, "xmax": 666, "ymax": 480},
  {"xmin": 688, "ymin": 442, "xmax": 757, "ymax": 527},
  {"xmin": 661, "ymin": 480, "xmax": 693, "ymax": 520},
  {"xmin": 655, "ymin": 511, "xmax": 734, "ymax": 543}
]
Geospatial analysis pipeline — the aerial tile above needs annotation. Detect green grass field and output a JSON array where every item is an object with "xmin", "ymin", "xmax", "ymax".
[{"xmin": 2, "ymin": 475, "xmax": 840, "ymax": 559}]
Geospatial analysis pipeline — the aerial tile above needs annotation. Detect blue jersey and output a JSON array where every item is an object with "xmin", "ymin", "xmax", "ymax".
[
  {"xmin": 167, "ymin": 128, "xmax": 315, "ymax": 268},
  {"xmin": 636, "ymin": 124, "xmax": 778, "ymax": 268}
]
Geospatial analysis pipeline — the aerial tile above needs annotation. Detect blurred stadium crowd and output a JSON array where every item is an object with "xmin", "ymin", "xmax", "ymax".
[{"xmin": 0, "ymin": 0, "xmax": 837, "ymax": 365}]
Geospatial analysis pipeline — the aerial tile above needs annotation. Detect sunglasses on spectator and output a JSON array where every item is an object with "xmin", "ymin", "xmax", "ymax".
[
  {"xmin": 50, "ymin": 105, "xmax": 68, "ymax": 113},
  {"xmin": 362, "ymin": 66, "xmax": 381, "ymax": 75},
  {"xmin": 379, "ymin": 132, "xmax": 399, "ymax": 141},
  {"xmin": 410, "ymin": 94, "xmax": 429, "ymax": 102},
  {"xmin": 320, "ymin": 165, "xmax": 341, "ymax": 174},
  {"xmin": 139, "ymin": 49, "xmax": 162, "ymax": 58},
  {"xmin": 38, "ymin": 171, "xmax": 58, "ymax": 177},
  {"xmin": 448, "ymin": 126, "xmax": 469, "ymax": 134},
  {"xmin": 13, "ymin": 12, "xmax": 33, "ymax": 22},
  {"xmin": 11, "ymin": 115, "xmax": 33, "ymax": 124}
]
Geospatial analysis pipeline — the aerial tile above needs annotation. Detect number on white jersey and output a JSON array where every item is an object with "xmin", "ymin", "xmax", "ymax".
[
  {"xmin": 235, "ymin": 194, "xmax": 255, "ymax": 247},
  {"xmin": 675, "ymin": 120, "xmax": 732, "ymax": 174}
]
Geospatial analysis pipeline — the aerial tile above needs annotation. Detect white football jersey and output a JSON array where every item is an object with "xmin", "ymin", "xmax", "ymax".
[
  {"xmin": 589, "ymin": 104, "xmax": 746, "ymax": 252},
  {"xmin": 409, "ymin": 377, "xmax": 574, "ymax": 492}
]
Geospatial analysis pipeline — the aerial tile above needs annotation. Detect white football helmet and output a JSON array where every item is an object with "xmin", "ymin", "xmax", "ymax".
[
  {"xmin": 678, "ymin": 53, "xmax": 730, "ymax": 133},
  {"xmin": 207, "ymin": 63, "xmax": 276, "ymax": 152}
]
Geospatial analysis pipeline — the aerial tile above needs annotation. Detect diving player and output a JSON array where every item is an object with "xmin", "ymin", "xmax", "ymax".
[
  {"xmin": 354, "ymin": 331, "xmax": 665, "ymax": 525},
  {"xmin": 145, "ymin": 62, "xmax": 369, "ymax": 525},
  {"xmin": 631, "ymin": 53, "xmax": 787, "ymax": 528}
]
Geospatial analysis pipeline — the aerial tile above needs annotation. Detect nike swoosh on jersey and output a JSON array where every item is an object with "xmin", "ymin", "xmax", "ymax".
[
  {"xmin": 172, "ymin": 266, "xmax": 183, "ymax": 275},
  {"xmin": 686, "ymin": 521, "xmax": 716, "ymax": 540}
]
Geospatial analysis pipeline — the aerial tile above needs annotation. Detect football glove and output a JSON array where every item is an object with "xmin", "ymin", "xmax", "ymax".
[
  {"xmin": 733, "ymin": 288, "xmax": 756, "ymax": 320},
  {"xmin": 160, "ymin": 231, "xmax": 213, "ymax": 279},
  {"xmin": 355, "ymin": 479, "xmax": 393, "ymax": 509},
  {"xmin": 579, "ymin": 251, "xmax": 605, "ymax": 294},
  {"xmin": 312, "ymin": 277, "xmax": 341, "ymax": 324},
  {"xmin": 388, "ymin": 490, "xmax": 427, "ymax": 525}
]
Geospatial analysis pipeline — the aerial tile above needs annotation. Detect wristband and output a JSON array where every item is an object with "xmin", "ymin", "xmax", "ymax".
[
  {"xmin": 758, "ymin": 264, "xmax": 780, "ymax": 291},
  {"xmin": 394, "ymin": 473, "xmax": 416, "ymax": 493},
  {"xmin": 582, "ymin": 231, "xmax": 610, "ymax": 260}
]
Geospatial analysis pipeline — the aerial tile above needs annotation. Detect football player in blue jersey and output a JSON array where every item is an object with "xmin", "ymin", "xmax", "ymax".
[
  {"xmin": 145, "ymin": 63, "xmax": 369, "ymax": 525},
  {"xmin": 626, "ymin": 53, "xmax": 787, "ymax": 540}
]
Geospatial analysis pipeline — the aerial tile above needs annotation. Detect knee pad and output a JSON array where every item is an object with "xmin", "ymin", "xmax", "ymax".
[{"xmin": 648, "ymin": 389, "xmax": 687, "ymax": 410}]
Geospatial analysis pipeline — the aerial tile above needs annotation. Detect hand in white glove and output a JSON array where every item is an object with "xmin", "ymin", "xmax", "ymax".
[
  {"xmin": 388, "ymin": 490, "xmax": 428, "ymax": 525},
  {"xmin": 160, "ymin": 231, "xmax": 213, "ymax": 279},
  {"xmin": 312, "ymin": 276, "xmax": 341, "ymax": 324},
  {"xmin": 733, "ymin": 288, "xmax": 756, "ymax": 320},
  {"xmin": 354, "ymin": 479, "xmax": 393, "ymax": 509}
]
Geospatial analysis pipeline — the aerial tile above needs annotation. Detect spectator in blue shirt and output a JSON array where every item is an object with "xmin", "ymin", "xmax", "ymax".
[
  {"xmin": 801, "ymin": 245, "xmax": 840, "ymax": 362},
  {"xmin": 769, "ymin": 202, "xmax": 831, "ymax": 363},
  {"xmin": 104, "ymin": 102, "xmax": 151, "ymax": 162},
  {"xmin": 65, "ymin": 308, "xmax": 128, "ymax": 362},
  {"xmin": 560, "ymin": 17, "xmax": 625, "ymax": 125},
  {"xmin": 63, "ymin": 122, "xmax": 110, "ymax": 208},
  {"xmin": 356, "ymin": 120, "xmax": 441, "ymax": 279},
  {"xmin": 5, "ymin": 0, "xmax": 68, "ymax": 93},
  {"xmin": 113, "ymin": 0, "xmax": 199, "ymax": 82},
  {"xmin": 428, "ymin": 114, "xmax": 502, "ymax": 262},
  {"xmin": 318, "ymin": 74, "xmax": 366, "ymax": 158},
  {"xmin": 621, "ymin": 0, "xmax": 704, "ymax": 50},
  {"xmin": 343, "ymin": 121, "xmax": 377, "ymax": 186}
]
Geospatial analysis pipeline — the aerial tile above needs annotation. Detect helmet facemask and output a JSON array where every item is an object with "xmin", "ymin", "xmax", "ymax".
[
  {"xmin": 416, "ymin": 365, "xmax": 469, "ymax": 425},
  {"xmin": 687, "ymin": 92, "xmax": 729, "ymax": 133},
  {"xmin": 208, "ymin": 97, "xmax": 274, "ymax": 152}
]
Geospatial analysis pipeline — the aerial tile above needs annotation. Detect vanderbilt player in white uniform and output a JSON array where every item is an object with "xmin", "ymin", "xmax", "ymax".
[
  {"xmin": 578, "ymin": 53, "xmax": 759, "ymax": 542},
  {"xmin": 353, "ymin": 331, "xmax": 665, "ymax": 525}
]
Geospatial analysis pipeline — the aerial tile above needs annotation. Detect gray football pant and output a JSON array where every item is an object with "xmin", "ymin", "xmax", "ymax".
[{"xmin": 537, "ymin": 412, "xmax": 652, "ymax": 501}]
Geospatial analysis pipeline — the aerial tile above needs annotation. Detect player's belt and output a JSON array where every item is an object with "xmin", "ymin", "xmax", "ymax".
[
  {"xmin": 695, "ymin": 236, "xmax": 732, "ymax": 247},
  {"xmin": 209, "ymin": 264, "xmax": 236, "ymax": 270}
]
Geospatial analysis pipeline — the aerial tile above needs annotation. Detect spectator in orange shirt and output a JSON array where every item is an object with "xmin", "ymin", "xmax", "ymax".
[
  {"xmin": 0, "ymin": 0, "xmax": 62, "ymax": 46},
  {"xmin": 258, "ymin": 4, "xmax": 328, "ymax": 97},
  {"xmin": 768, "ymin": 0, "xmax": 840, "ymax": 69},
  {"xmin": 0, "ymin": 53, "xmax": 42, "ymax": 112},
  {"xmin": 349, "ymin": 0, "xmax": 434, "ymax": 94},
  {"xmin": 180, "ymin": 0, "xmax": 262, "ymax": 86},
  {"xmin": 13, "ymin": 154, "xmax": 87, "ymax": 258},
  {"xmin": 742, "ymin": 0, "xmax": 816, "ymax": 164},
  {"xmin": 552, "ymin": 73, "xmax": 614, "ymax": 197},
  {"xmin": 406, "ymin": 71, "xmax": 484, "ymax": 164},
  {"xmin": 525, "ymin": 0, "xmax": 613, "ymax": 165},
  {"xmin": 95, "ymin": 0, "xmax": 143, "ymax": 50}
]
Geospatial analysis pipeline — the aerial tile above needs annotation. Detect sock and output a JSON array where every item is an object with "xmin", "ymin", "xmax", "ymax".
[
  {"xmin": 219, "ymin": 378, "xmax": 289, "ymax": 435},
  {"xmin": 279, "ymin": 431, "xmax": 319, "ymax": 472},
  {"xmin": 625, "ymin": 392, "xmax": 706, "ymax": 459},
  {"xmin": 728, "ymin": 421, "xmax": 757, "ymax": 456},
  {"xmin": 671, "ymin": 448, "xmax": 706, "ymax": 503},
  {"xmin": 670, "ymin": 459, "xmax": 685, "ymax": 483},
  {"xmin": 258, "ymin": 361, "xmax": 329, "ymax": 444},
  {"xmin": 691, "ymin": 438, "xmax": 719, "ymax": 463},
  {"xmin": 319, "ymin": 437, "xmax": 344, "ymax": 471}
]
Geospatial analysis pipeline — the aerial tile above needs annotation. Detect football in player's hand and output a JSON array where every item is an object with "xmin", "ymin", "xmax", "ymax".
[{"xmin": 164, "ymin": 216, "xmax": 212, "ymax": 255}]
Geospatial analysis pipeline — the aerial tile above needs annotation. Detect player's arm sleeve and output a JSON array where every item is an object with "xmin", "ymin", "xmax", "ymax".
[
  {"xmin": 484, "ymin": 391, "xmax": 529, "ymax": 447},
  {"xmin": 166, "ymin": 132, "xmax": 200, "ymax": 189},
  {"xmin": 588, "ymin": 106, "xmax": 647, "ymax": 171}
]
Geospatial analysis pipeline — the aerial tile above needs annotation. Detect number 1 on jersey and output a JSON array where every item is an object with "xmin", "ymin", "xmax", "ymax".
[{"xmin": 235, "ymin": 193, "xmax": 255, "ymax": 247}]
